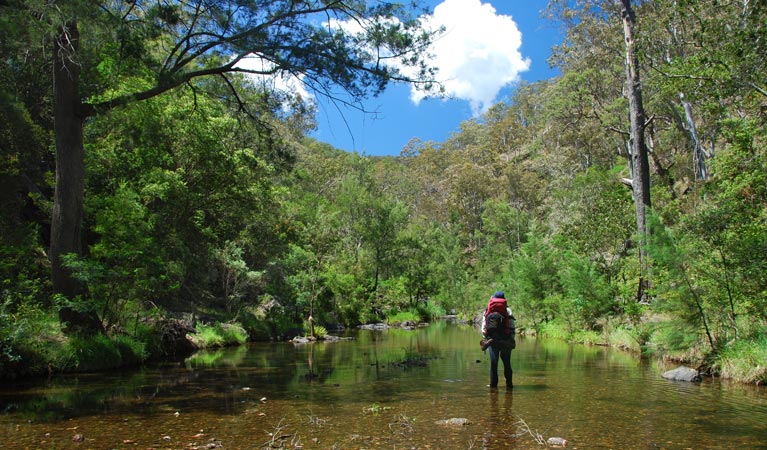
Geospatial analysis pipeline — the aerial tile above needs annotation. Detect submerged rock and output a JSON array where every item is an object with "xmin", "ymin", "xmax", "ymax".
[
  {"xmin": 547, "ymin": 437, "xmax": 568, "ymax": 447},
  {"xmin": 662, "ymin": 366, "xmax": 702, "ymax": 382},
  {"xmin": 435, "ymin": 418, "xmax": 470, "ymax": 426},
  {"xmin": 291, "ymin": 335, "xmax": 354, "ymax": 344},
  {"xmin": 358, "ymin": 323, "xmax": 389, "ymax": 330},
  {"xmin": 322, "ymin": 335, "xmax": 354, "ymax": 342}
]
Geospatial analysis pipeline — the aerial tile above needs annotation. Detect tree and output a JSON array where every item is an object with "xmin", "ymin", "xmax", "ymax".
[
  {"xmin": 8, "ymin": 0, "xmax": 438, "ymax": 333},
  {"xmin": 621, "ymin": 0, "xmax": 652, "ymax": 302}
]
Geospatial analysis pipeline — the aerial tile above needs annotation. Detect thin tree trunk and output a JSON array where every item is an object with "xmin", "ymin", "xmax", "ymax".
[
  {"xmin": 680, "ymin": 95, "xmax": 708, "ymax": 180},
  {"xmin": 621, "ymin": 0, "xmax": 652, "ymax": 302},
  {"xmin": 51, "ymin": 20, "xmax": 102, "ymax": 334}
]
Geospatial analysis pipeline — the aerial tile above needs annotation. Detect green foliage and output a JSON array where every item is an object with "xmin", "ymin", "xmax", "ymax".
[
  {"xmin": 606, "ymin": 326, "xmax": 642, "ymax": 353},
  {"xmin": 213, "ymin": 241, "xmax": 264, "ymax": 314},
  {"xmin": 386, "ymin": 310, "xmax": 420, "ymax": 325},
  {"xmin": 645, "ymin": 321, "xmax": 705, "ymax": 361},
  {"xmin": 557, "ymin": 250, "xmax": 616, "ymax": 330},
  {"xmin": 538, "ymin": 319, "xmax": 571, "ymax": 341},
  {"xmin": 508, "ymin": 226, "xmax": 560, "ymax": 328},
  {"xmin": 415, "ymin": 301, "xmax": 447, "ymax": 321},
  {"xmin": 570, "ymin": 329, "xmax": 603, "ymax": 346},
  {"xmin": 189, "ymin": 323, "xmax": 248, "ymax": 349},
  {"xmin": 713, "ymin": 333, "xmax": 767, "ymax": 385},
  {"xmin": 55, "ymin": 334, "xmax": 146, "ymax": 372},
  {"xmin": 304, "ymin": 322, "xmax": 328, "ymax": 339}
]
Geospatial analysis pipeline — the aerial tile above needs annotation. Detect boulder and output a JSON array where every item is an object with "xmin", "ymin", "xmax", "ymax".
[{"xmin": 662, "ymin": 366, "xmax": 702, "ymax": 382}]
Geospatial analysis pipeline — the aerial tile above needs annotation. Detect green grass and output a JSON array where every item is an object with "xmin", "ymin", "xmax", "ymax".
[
  {"xmin": 55, "ymin": 334, "xmax": 146, "ymax": 372},
  {"xmin": 189, "ymin": 323, "xmax": 248, "ymax": 348},
  {"xmin": 571, "ymin": 329, "xmax": 604, "ymax": 345},
  {"xmin": 386, "ymin": 310, "xmax": 420, "ymax": 325},
  {"xmin": 713, "ymin": 335, "xmax": 767, "ymax": 385},
  {"xmin": 606, "ymin": 326, "xmax": 642, "ymax": 352},
  {"xmin": 538, "ymin": 320, "xmax": 570, "ymax": 340},
  {"xmin": 644, "ymin": 321, "xmax": 706, "ymax": 362}
]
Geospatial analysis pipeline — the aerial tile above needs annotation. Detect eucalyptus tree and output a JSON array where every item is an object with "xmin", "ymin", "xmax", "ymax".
[
  {"xmin": 618, "ymin": 0, "xmax": 652, "ymax": 302},
  {"xmin": 2, "ymin": 0, "xmax": 439, "ymax": 333},
  {"xmin": 547, "ymin": 0, "xmax": 652, "ymax": 301}
]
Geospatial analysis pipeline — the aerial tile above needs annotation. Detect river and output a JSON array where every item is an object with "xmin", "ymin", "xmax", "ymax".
[{"xmin": 1, "ymin": 321, "xmax": 765, "ymax": 449}]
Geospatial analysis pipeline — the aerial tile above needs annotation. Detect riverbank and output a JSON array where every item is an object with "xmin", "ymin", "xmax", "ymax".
[
  {"xmin": 0, "ymin": 313, "xmax": 437, "ymax": 380},
  {"xmin": 532, "ymin": 318, "xmax": 767, "ymax": 386},
  {"xmin": 3, "ymin": 311, "xmax": 765, "ymax": 387}
]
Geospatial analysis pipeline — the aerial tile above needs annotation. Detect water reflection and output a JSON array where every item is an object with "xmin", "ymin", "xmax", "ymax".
[{"xmin": 1, "ymin": 322, "xmax": 766, "ymax": 449}]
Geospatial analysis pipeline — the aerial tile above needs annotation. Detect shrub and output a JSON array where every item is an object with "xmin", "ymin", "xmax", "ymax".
[
  {"xmin": 0, "ymin": 301, "xmax": 65, "ymax": 379},
  {"xmin": 645, "ymin": 321, "xmax": 706, "ymax": 362}
]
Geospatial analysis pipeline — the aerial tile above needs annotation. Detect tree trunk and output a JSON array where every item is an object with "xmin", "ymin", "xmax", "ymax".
[
  {"xmin": 621, "ymin": 0, "xmax": 652, "ymax": 302},
  {"xmin": 51, "ymin": 20, "xmax": 102, "ymax": 334}
]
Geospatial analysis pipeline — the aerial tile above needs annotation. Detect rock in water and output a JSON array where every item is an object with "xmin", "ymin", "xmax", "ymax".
[
  {"xmin": 662, "ymin": 366, "xmax": 702, "ymax": 382},
  {"xmin": 547, "ymin": 437, "xmax": 568, "ymax": 447},
  {"xmin": 434, "ymin": 418, "xmax": 470, "ymax": 426}
]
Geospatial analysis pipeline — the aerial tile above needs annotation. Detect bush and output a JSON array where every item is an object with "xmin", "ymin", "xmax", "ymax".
[
  {"xmin": 645, "ymin": 321, "xmax": 706, "ymax": 362},
  {"xmin": 0, "ymin": 301, "xmax": 64, "ymax": 379}
]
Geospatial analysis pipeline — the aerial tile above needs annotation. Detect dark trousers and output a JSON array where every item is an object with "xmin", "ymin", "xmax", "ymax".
[{"xmin": 488, "ymin": 344, "xmax": 512, "ymax": 387}]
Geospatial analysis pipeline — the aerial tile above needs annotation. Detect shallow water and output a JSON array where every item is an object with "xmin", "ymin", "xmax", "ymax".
[{"xmin": 1, "ymin": 322, "xmax": 766, "ymax": 449}]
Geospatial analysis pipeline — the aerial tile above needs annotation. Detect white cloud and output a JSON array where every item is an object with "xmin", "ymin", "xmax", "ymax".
[
  {"xmin": 414, "ymin": 0, "xmax": 530, "ymax": 114},
  {"xmin": 235, "ymin": 54, "xmax": 314, "ymax": 102},
  {"xmin": 234, "ymin": 1, "xmax": 529, "ymax": 116}
]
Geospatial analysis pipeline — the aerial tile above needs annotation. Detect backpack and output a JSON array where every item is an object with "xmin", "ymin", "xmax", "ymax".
[
  {"xmin": 485, "ymin": 312, "xmax": 506, "ymax": 339},
  {"xmin": 484, "ymin": 298, "xmax": 516, "ymax": 349}
]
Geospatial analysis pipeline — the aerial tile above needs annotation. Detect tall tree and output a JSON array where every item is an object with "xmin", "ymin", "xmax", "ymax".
[
  {"xmin": 620, "ymin": 0, "xmax": 652, "ymax": 302},
  {"xmin": 11, "ymin": 0, "xmax": 438, "ymax": 333}
]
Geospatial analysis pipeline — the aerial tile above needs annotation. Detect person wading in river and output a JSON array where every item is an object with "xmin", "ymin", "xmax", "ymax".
[{"xmin": 480, "ymin": 291, "xmax": 515, "ymax": 389}]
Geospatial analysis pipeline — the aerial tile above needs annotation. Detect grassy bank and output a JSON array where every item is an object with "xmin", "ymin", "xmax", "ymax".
[
  {"xmin": 0, "ymin": 311, "xmax": 250, "ymax": 380},
  {"xmin": 535, "ymin": 319, "xmax": 766, "ymax": 385}
]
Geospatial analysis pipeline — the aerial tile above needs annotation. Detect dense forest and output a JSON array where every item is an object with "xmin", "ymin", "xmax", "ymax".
[{"xmin": 1, "ymin": 0, "xmax": 765, "ymax": 384}]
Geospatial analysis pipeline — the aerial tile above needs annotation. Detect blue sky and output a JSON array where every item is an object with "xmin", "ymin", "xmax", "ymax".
[{"xmin": 309, "ymin": 0, "xmax": 562, "ymax": 156}]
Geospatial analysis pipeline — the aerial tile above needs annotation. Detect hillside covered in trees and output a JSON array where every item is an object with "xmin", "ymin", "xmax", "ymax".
[{"xmin": 1, "ymin": 0, "xmax": 765, "ymax": 384}]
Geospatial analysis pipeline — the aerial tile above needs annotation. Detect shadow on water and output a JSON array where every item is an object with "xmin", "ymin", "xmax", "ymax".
[{"xmin": 1, "ymin": 322, "xmax": 766, "ymax": 449}]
